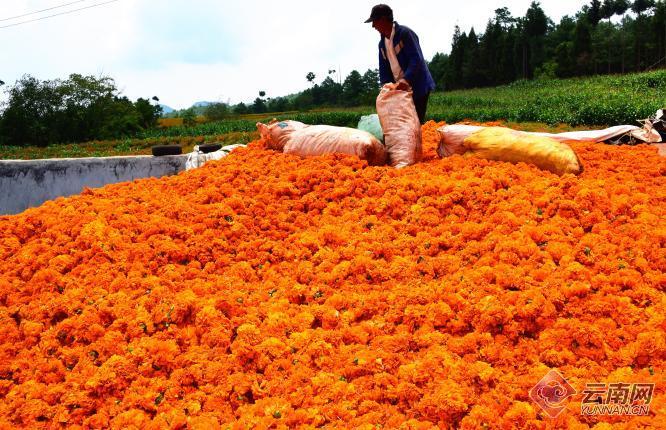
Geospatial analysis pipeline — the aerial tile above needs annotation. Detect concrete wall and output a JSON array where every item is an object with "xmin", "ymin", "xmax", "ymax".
[{"xmin": 0, "ymin": 155, "xmax": 188, "ymax": 215}]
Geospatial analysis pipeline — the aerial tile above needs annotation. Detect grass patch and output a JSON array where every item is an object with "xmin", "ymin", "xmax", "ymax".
[
  {"xmin": 427, "ymin": 70, "xmax": 666, "ymax": 125},
  {"xmin": 0, "ymin": 132, "xmax": 258, "ymax": 160}
]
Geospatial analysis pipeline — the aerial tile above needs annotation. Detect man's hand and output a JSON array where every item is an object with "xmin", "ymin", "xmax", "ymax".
[{"xmin": 396, "ymin": 79, "xmax": 411, "ymax": 91}]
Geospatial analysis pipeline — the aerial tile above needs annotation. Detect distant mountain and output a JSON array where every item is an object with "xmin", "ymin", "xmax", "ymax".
[
  {"xmin": 159, "ymin": 104, "xmax": 175, "ymax": 115},
  {"xmin": 160, "ymin": 101, "xmax": 220, "ymax": 118}
]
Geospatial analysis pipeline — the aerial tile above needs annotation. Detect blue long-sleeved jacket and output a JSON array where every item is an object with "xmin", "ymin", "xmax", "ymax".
[{"xmin": 378, "ymin": 22, "xmax": 435, "ymax": 99}]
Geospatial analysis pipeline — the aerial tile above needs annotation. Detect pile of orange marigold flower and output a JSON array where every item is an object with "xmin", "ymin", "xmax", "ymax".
[{"xmin": 0, "ymin": 122, "xmax": 664, "ymax": 429}]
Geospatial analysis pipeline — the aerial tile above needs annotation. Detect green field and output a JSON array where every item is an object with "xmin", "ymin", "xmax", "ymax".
[
  {"xmin": 428, "ymin": 70, "xmax": 666, "ymax": 126},
  {"xmin": 1, "ymin": 70, "xmax": 664, "ymax": 159},
  {"xmin": 138, "ymin": 111, "xmax": 372, "ymax": 139}
]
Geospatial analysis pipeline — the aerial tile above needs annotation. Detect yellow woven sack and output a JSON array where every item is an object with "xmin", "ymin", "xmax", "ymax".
[{"xmin": 463, "ymin": 127, "xmax": 583, "ymax": 175}]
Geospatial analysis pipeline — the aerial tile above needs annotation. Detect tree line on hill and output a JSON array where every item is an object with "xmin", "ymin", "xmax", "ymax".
[
  {"xmin": 167, "ymin": 69, "xmax": 382, "ymax": 122},
  {"xmin": 0, "ymin": 74, "xmax": 162, "ymax": 147},
  {"xmin": 429, "ymin": 0, "xmax": 666, "ymax": 90}
]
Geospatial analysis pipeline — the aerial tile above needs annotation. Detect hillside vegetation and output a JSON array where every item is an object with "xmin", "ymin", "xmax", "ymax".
[{"xmin": 1, "ymin": 70, "xmax": 664, "ymax": 159}]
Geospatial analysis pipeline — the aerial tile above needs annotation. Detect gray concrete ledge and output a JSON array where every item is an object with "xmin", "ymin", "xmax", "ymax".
[
  {"xmin": 0, "ymin": 154, "xmax": 188, "ymax": 215},
  {"xmin": 1, "ymin": 144, "xmax": 247, "ymax": 216}
]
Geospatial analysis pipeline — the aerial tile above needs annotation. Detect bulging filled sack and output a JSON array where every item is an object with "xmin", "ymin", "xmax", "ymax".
[
  {"xmin": 376, "ymin": 83, "xmax": 422, "ymax": 168},
  {"xmin": 461, "ymin": 127, "xmax": 583, "ymax": 175},
  {"xmin": 358, "ymin": 114, "xmax": 384, "ymax": 143},
  {"xmin": 257, "ymin": 120, "xmax": 308, "ymax": 151},
  {"xmin": 436, "ymin": 123, "xmax": 660, "ymax": 157},
  {"xmin": 436, "ymin": 124, "xmax": 484, "ymax": 157},
  {"xmin": 257, "ymin": 121, "xmax": 387, "ymax": 166}
]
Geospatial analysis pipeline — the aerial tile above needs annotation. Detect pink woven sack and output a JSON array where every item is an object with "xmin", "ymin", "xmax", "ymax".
[{"xmin": 376, "ymin": 83, "xmax": 422, "ymax": 168}]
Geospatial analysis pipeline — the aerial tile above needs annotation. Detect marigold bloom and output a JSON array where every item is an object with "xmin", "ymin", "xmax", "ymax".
[{"xmin": 0, "ymin": 122, "xmax": 664, "ymax": 428}]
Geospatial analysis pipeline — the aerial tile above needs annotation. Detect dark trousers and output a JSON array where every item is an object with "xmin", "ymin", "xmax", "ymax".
[{"xmin": 413, "ymin": 92, "xmax": 430, "ymax": 124}]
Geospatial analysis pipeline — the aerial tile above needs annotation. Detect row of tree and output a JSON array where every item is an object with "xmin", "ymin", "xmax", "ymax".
[
  {"xmin": 197, "ymin": 69, "xmax": 382, "ymax": 119},
  {"xmin": 0, "ymin": 74, "xmax": 162, "ymax": 146},
  {"xmin": 429, "ymin": 0, "xmax": 666, "ymax": 90},
  {"xmin": 0, "ymin": 67, "xmax": 381, "ymax": 145}
]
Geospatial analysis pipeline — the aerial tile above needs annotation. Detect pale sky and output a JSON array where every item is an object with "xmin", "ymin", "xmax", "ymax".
[{"xmin": 1, "ymin": 0, "xmax": 590, "ymax": 109}]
